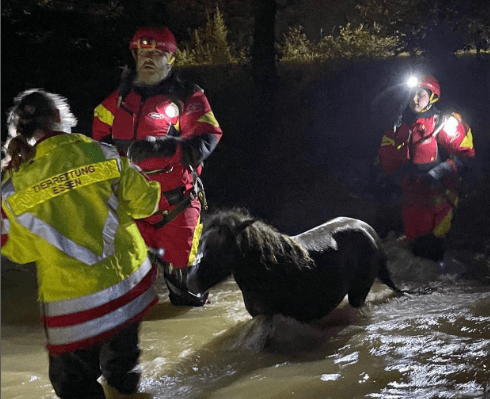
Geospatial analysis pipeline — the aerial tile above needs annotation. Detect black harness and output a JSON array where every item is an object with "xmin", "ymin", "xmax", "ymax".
[
  {"xmin": 153, "ymin": 165, "xmax": 208, "ymax": 230},
  {"xmin": 115, "ymin": 68, "xmax": 208, "ymax": 230}
]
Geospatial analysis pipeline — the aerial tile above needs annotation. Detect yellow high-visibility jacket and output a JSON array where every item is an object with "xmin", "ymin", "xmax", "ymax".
[{"xmin": 1, "ymin": 132, "xmax": 161, "ymax": 354}]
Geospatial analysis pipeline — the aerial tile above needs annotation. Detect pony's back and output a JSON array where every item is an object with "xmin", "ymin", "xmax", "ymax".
[
  {"xmin": 292, "ymin": 217, "xmax": 381, "ymax": 253},
  {"xmin": 192, "ymin": 210, "xmax": 400, "ymax": 322}
]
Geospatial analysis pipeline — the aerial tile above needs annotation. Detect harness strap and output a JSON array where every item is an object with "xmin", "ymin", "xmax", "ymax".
[
  {"xmin": 153, "ymin": 196, "xmax": 193, "ymax": 230},
  {"xmin": 143, "ymin": 166, "xmax": 174, "ymax": 176},
  {"xmin": 153, "ymin": 166, "xmax": 207, "ymax": 230}
]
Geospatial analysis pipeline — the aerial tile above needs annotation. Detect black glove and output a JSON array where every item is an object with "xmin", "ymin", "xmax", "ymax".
[
  {"xmin": 127, "ymin": 141, "xmax": 154, "ymax": 163},
  {"xmin": 147, "ymin": 247, "xmax": 166, "ymax": 268},
  {"xmin": 424, "ymin": 162, "xmax": 454, "ymax": 188},
  {"xmin": 99, "ymin": 135, "xmax": 115, "ymax": 145},
  {"xmin": 127, "ymin": 137, "xmax": 178, "ymax": 163},
  {"xmin": 113, "ymin": 139, "xmax": 133, "ymax": 153}
]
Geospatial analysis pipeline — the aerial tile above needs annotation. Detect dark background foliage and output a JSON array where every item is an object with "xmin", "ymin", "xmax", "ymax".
[{"xmin": 2, "ymin": 0, "xmax": 490, "ymax": 256}]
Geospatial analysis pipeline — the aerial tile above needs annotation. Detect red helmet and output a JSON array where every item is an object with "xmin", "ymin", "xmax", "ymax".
[
  {"xmin": 418, "ymin": 75, "xmax": 440, "ymax": 103},
  {"xmin": 129, "ymin": 27, "xmax": 177, "ymax": 54}
]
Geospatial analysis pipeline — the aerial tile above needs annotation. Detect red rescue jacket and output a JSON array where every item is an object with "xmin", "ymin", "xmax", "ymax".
[
  {"xmin": 378, "ymin": 111, "xmax": 475, "ymax": 203},
  {"xmin": 92, "ymin": 71, "xmax": 222, "ymax": 195}
]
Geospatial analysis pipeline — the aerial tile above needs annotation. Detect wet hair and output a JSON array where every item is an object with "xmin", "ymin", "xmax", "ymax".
[
  {"xmin": 2, "ymin": 89, "xmax": 77, "ymax": 171},
  {"xmin": 6, "ymin": 89, "xmax": 77, "ymax": 140}
]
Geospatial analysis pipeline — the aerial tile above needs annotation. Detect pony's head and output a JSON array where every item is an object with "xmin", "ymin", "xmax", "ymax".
[{"xmin": 187, "ymin": 209, "xmax": 255, "ymax": 295}]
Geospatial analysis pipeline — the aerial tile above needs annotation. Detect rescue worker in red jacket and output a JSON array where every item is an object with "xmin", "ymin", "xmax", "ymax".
[
  {"xmin": 92, "ymin": 26, "xmax": 223, "ymax": 306},
  {"xmin": 1, "ymin": 89, "xmax": 161, "ymax": 398},
  {"xmin": 377, "ymin": 75, "xmax": 475, "ymax": 261}
]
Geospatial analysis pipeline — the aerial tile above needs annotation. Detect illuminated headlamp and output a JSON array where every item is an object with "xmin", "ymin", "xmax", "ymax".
[
  {"xmin": 137, "ymin": 37, "xmax": 156, "ymax": 49},
  {"xmin": 131, "ymin": 37, "xmax": 168, "ymax": 50},
  {"xmin": 406, "ymin": 76, "xmax": 418, "ymax": 88}
]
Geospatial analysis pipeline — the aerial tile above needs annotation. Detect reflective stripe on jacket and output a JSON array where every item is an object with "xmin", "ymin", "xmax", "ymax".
[
  {"xmin": 1, "ymin": 132, "xmax": 161, "ymax": 353},
  {"xmin": 378, "ymin": 112, "xmax": 475, "ymax": 177},
  {"xmin": 92, "ymin": 83, "xmax": 222, "ymax": 193}
]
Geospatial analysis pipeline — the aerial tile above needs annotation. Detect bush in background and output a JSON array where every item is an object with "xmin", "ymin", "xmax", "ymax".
[
  {"xmin": 280, "ymin": 24, "xmax": 400, "ymax": 62},
  {"xmin": 176, "ymin": 5, "xmax": 247, "ymax": 66},
  {"xmin": 176, "ymin": 7, "xmax": 401, "ymax": 67},
  {"xmin": 177, "ymin": 5, "xmax": 488, "ymax": 67}
]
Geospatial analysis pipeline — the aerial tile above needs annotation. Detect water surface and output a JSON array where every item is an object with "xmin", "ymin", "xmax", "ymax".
[{"xmin": 2, "ymin": 241, "xmax": 489, "ymax": 399}]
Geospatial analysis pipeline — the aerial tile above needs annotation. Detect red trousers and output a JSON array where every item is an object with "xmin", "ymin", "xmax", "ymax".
[
  {"xmin": 401, "ymin": 198, "xmax": 453, "ymax": 243},
  {"xmin": 136, "ymin": 199, "xmax": 202, "ymax": 269}
]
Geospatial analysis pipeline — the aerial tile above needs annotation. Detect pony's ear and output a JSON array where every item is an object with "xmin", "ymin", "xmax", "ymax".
[{"xmin": 235, "ymin": 220, "xmax": 255, "ymax": 235}]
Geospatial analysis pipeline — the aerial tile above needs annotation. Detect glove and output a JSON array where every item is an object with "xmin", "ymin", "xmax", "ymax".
[
  {"xmin": 424, "ymin": 162, "xmax": 454, "ymax": 188},
  {"xmin": 99, "ymin": 136, "xmax": 134, "ymax": 153},
  {"xmin": 99, "ymin": 135, "xmax": 115, "ymax": 145},
  {"xmin": 147, "ymin": 247, "xmax": 166, "ymax": 268},
  {"xmin": 127, "ymin": 137, "xmax": 177, "ymax": 163},
  {"xmin": 127, "ymin": 140, "xmax": 154, "ymax": 163}
]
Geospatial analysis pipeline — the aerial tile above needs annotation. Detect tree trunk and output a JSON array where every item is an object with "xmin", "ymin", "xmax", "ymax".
[
  {"xmin": 251, "ymin": 0, "xmax": 278, "ymax": 105},
  {"xmin": 249, "ymin": 0, "xmax": 280, "ymax": 218}
]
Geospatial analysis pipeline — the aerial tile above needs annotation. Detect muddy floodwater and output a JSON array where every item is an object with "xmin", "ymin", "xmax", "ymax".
[{"xmin": 2, "ymin": 238, "xmax": 490, "ymax": 399}]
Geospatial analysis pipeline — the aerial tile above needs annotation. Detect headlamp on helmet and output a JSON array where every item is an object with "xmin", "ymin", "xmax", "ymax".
[
  {"xmin": 130, "ymin": 27, "xmax": 177, "ymax": 54},
  {"xmin": 406, "ymin": 76, "xmax": 418, "ymax": 88}
]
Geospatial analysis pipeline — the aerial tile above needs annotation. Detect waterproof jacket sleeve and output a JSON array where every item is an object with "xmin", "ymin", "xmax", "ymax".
[
  {"xmin": 377, "ymin": 123, "xmax": 411, "ymax": 176},
  {"xmin": 178, "ymin": 89, "xmax": 223, "ymax": 166},
  {"xmin": 92, "ymin": 90, "xmax": 119, "ymax": 141},
  {"xmin": 117, "ymin": 156, "xmax": 161, "ymax": 219},
  {"xmin": 436, "ymin": 113, "xmax": 475, "ymax": 159},
  {"xmin": 1, "ymin": 199, "xmax": 40, "ymax": 264},
  {"xmin": 434, "ymin": 113, "xmax": 475, "ymax": 176}
]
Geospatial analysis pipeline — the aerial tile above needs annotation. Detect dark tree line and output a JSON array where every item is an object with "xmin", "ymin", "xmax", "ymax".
[
  {"xmin": 354, "ymin": 0, "xmax": 490, "ymax": 58},
  {"xmin": 2, "ymin": 0, "xmax": 489, "ymax": 142}
]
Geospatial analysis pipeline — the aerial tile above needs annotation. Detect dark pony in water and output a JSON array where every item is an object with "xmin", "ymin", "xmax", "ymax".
[{"xmin": 187, "ymin": 208, "xmax": 401, "ymax": 322}]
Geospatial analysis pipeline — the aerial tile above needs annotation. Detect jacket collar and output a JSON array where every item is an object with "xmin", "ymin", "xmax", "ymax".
[
  {"xmin": 34, "ymin": 132, "xmax": 86, "ymax": 160},
  {"xmin": 406, "ymin": 106, "xmax": 439, "ymax": 126},
  {"xmin": 35, "ymin": 131, "xmax": 65, "ymax": 145}
]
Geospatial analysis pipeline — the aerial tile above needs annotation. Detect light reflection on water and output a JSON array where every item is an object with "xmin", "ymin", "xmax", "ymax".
[{"xmin": 1, "ymin": 248, "xmax": 490, "ymax": 399}]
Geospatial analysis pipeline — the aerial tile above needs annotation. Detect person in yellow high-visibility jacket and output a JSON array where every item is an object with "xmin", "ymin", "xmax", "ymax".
[{"xmin": 1, "ymin": 89, "xmax": 161, "ymax": 398}]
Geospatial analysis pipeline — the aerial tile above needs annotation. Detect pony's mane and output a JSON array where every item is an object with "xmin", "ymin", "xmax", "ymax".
[{"xmin": 204, "ymin": 208, "xmax": 312, "ymax": 270}]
